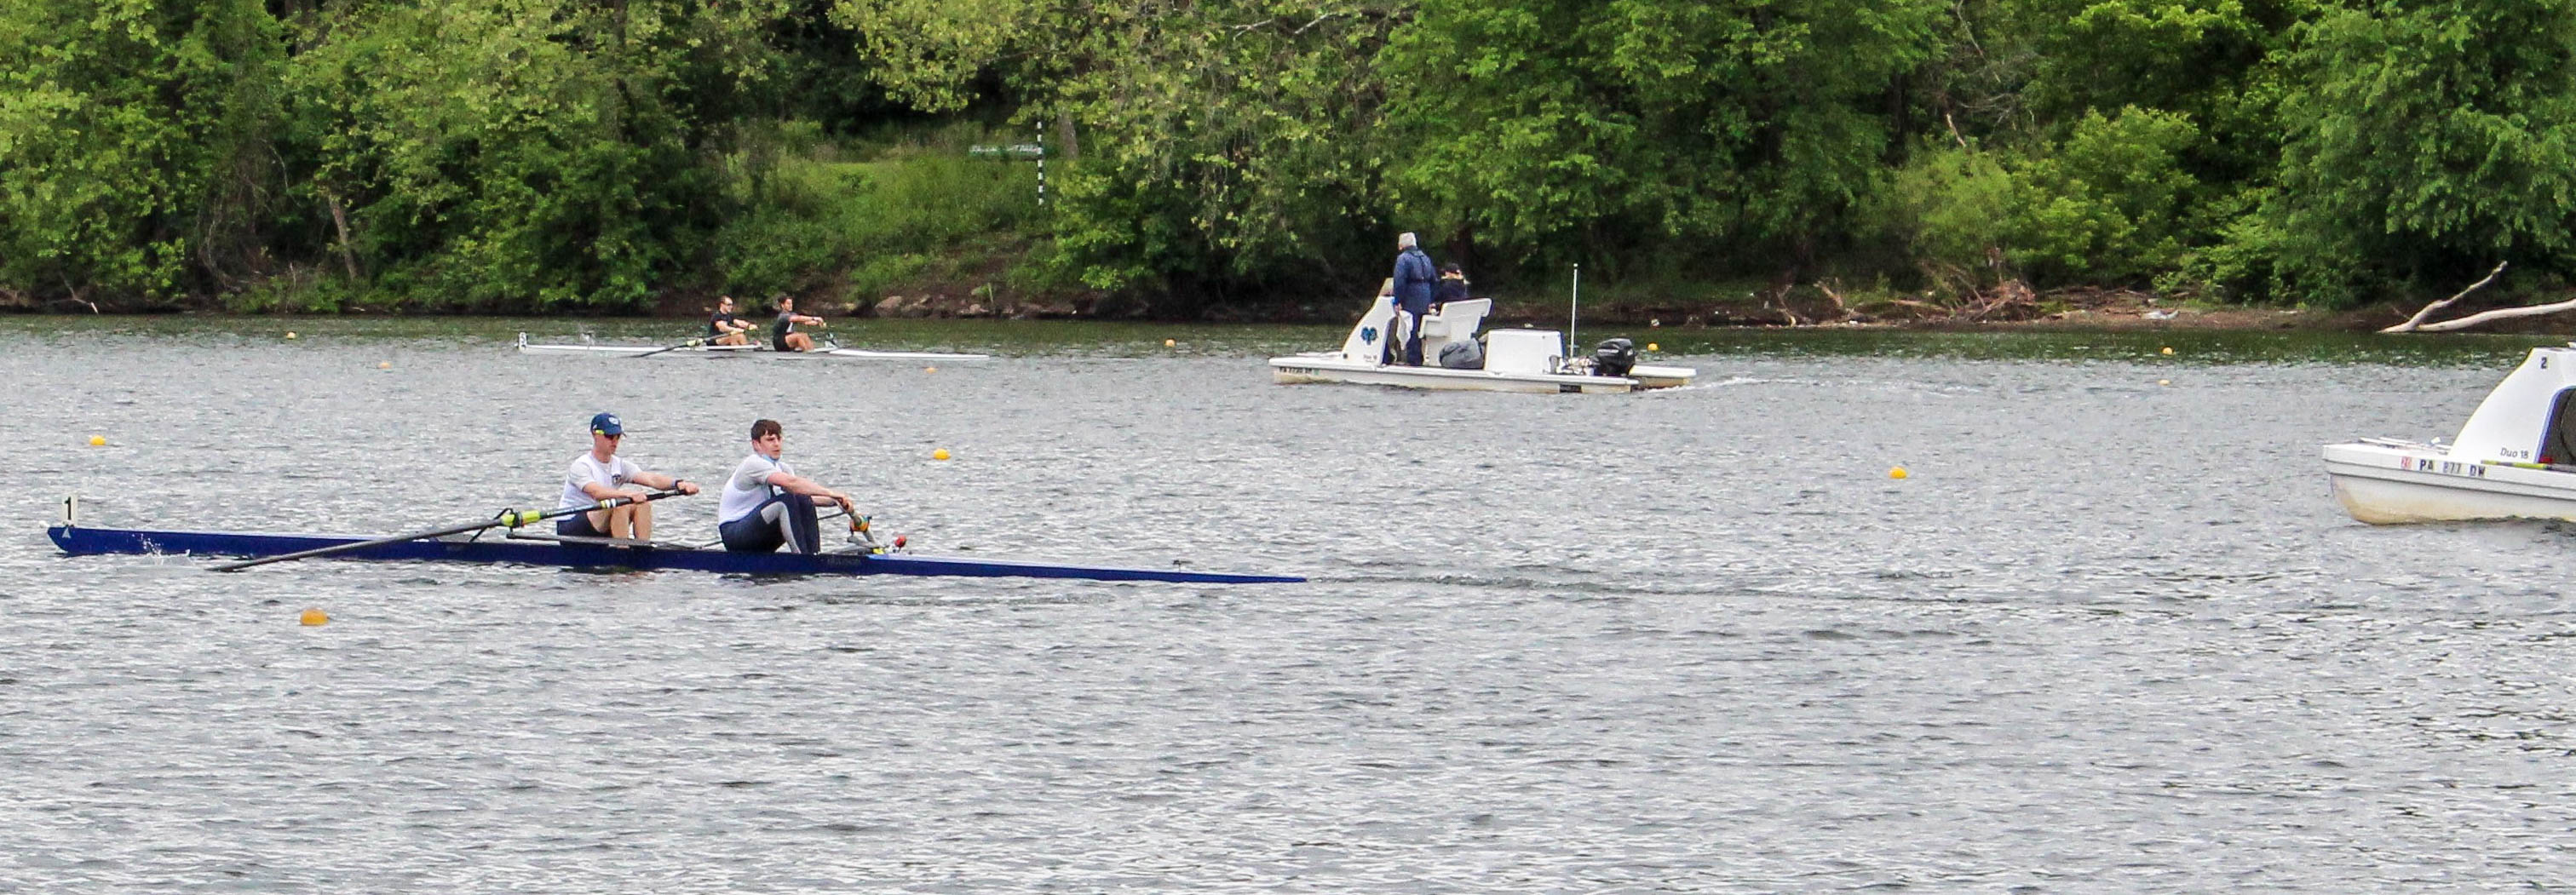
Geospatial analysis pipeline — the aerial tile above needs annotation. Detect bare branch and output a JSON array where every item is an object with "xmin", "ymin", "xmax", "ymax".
[
  {"xmin": 2382, "ymin": 261, "xmax": 2509, "ymax": 333},
  {"xmin": 2405, "ymin": 295, "xmax": 2576, "ymax": 332},
  {"xmin": 1223, "ymin": 13, "xmax": 1344, "ymax": 37}
]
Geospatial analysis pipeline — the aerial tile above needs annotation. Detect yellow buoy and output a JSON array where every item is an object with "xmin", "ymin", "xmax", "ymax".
[
  {"xmin": 299, "ymin": 608, "xmax": 329, "ymax": 626},
  {"xmin": 2159, "ymin": 379, "xmax": 2171, "ymax": 387},
  {"xmin": 2160, "ymin": 347, "xmax": 2174, "ymax": 355},
  {"xmin": 1164, "ymin": 338, "xmax": 1176, "ymax": 347},
  {"xmin": 1889, "ymin": 466, "xmax": 1910, "ymax": 479},
  {"xmin": 932, "ymin": 449, "xmax": 952, "ymax": 461},
  {"xmin": 285, "ymin": 331, "xmax": 297, "ymax": 340},
  {"xmin": 377, "ymin": 361, "xmax": 391, "ymax": 370},
  {"xmin": 1646, "ymin": 343, "xmax": 1659, "ymax": 352},
  {"xmin": 87, "ymin": 434, "xmax": 106, "ymax": 446},
  {"xmin": 923, "ymin": 366, "xmax": 937, "ymax": 374}
]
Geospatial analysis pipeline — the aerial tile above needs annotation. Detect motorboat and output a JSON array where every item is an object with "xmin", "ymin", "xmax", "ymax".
[
  {"xmin": 2323, "ymin": 343, "xmax": 2576, "ymax": 523},
  {"xmin": 1268, "ymin": 290, "xmax": 1694, "ymax": 393}
]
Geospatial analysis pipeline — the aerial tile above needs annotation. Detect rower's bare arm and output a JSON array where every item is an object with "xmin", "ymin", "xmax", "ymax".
[
  {"xmin": 580, "ymin": 481, "xmax": 641, "ymax": 502},
  {"xmin": 765, "ymin": 471, "xmax": 853, "ymax": 508},
  {"xmin": 633, "ymin": 471, "xmax": 700, "ymax": 495}
]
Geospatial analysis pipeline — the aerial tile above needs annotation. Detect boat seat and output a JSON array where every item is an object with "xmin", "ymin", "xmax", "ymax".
[{"xmin": 1419, "ymin": 299, "xmax": 1491, "ymax": 341}]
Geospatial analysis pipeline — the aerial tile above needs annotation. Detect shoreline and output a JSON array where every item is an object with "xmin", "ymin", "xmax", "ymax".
[{"xmin": 1, "ymin": 295, "xmax": 2543, "ymax": 335}]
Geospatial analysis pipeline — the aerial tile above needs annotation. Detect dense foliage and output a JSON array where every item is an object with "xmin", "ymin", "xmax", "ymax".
[{"xmin": 4, "ymin": 0, "xmax": 2573, "ymax": 312}]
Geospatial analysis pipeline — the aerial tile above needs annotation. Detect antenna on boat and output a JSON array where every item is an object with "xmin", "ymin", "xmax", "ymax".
[{"xmin": 1568, "ymin": 264, "xmax": 1581, "ymax": 366}]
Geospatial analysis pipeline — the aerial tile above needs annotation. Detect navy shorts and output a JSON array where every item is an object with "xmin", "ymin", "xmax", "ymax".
[{"xmin": 557, "ymin": 509, "xmax": 608, "ymax": 537}]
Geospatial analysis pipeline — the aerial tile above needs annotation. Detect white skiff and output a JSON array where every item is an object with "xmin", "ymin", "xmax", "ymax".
[{"xmin": 2324, "ymin": 343, "xmax": 2576, "ymax": 523}]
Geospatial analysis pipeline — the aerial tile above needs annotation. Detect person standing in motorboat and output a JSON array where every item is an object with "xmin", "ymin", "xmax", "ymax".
[
  {"xmin": 771, "ymin": 296, "xmax": 828, "ymax": 353},
  {"xmin": 561, "ymin": 412, "xmax": 700, "ymax": 541},
  {"xmin": 708, "ymin": 295, "xmax": 754, "ymax": 346},
  {"xmin": 717, "ymin": 419, "xmax": 858, "ymax": 554},
  {"xmin": 1389, "ymin": 232, "xmax": 1438, "ymax": 365}
]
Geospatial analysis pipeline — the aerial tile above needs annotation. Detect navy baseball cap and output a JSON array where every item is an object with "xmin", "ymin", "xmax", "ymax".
[{"xmin": 589, "ymin": 412, "xmax": 624, "ymax": 436}]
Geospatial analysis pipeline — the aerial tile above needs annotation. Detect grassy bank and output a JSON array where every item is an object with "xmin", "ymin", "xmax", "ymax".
[{"xmin": 698, "ymin": 121, "xmax": 1070, "ymax": 318}]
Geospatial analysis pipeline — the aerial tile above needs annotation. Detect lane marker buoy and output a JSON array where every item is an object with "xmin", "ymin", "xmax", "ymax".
[
  {"xmin": 2160, "ymin": 347, "xmax": 2174, "ymax": 355},
  {"xmin": 1889, "ymin": 466, "xmax": 1909, "ymax": 479},
  {"xmin": 88, "ymin": 434, "xmax": 106, "ymax": 446},
  {"xmin": 299, "ymin": 608, "xmax": 329, "ymax": 626},
  {"xmin": 285, "ymin": 331, "xmax": 297, "ymax": 340},
  {"xmin": 1164, "ymin": 339, "xmax": 1176, "ymax": 347},
  {"xmin": 932, "ymin": 449, "xmax": 951, "ymax": 461}
]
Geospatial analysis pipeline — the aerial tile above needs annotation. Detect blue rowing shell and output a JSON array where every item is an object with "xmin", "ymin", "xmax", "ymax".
[{"xmin": 47, "ymin": 525, "xmax": 1302, "ymax": 584}]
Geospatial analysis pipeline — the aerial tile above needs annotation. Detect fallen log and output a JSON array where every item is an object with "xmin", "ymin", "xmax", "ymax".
[{"xmin": 2382, "ymin": 261, "xmax": 2511, "ymax": 333}]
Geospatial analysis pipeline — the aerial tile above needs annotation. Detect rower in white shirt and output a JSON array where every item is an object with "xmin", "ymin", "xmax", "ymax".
[
  {"xmin": 560, "ymin": 412, "xmax": 699, "ymax": 541},
  {"xmin": 716, "ymin": 419, "xmax": 857, "ymax": 554}
]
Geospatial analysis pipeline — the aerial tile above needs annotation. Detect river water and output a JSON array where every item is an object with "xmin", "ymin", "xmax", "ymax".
[{"xmin": 3, "ymin": 316, "xmax": 2573, "ymax": 892}]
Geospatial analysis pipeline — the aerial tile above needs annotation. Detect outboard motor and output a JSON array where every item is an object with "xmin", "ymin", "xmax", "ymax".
[
  {"xmin": 1592, "ymin": 337, "xmax": 1638, "ymax": 378},
  {"xmin": 1438, "ymin": 338, "xmax": 1484, "ymax": 370}
]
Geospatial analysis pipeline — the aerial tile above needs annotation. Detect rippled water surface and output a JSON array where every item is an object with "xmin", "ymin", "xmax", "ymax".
[{"xmin": 6, "ymin": 317, "xmax": 2576, "ymax": 892}]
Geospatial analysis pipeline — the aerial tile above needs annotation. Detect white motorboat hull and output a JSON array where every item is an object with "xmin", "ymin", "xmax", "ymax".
[
  {"xmin": 1271, "ymin": 355, "xmax": 1627, "ymax": 393},
  {"xmin": 1268, "ymin": 290, "xmax": 1696, "ymax": 393},
  {"xmin": 2322, "ymin": 441, "xmax": 2576, "ymax": 524},
  {"xmin": 516, "ymin": 336, "xmax": 986, "ymax": 361}
]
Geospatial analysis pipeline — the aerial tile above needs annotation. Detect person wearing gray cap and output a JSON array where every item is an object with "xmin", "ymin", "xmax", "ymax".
[{"xmin": 1389, "ymin": 232, "xmax": 1438, "ymax": 365}]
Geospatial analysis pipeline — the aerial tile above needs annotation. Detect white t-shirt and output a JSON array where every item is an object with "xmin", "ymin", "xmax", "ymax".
[
  {"xmin": 561, "ymin": 452, "xmax": 645, "ymax": 510},
  {"xmin": 719, "ymin": 452, "xmax": 796, "ymax": 524}
]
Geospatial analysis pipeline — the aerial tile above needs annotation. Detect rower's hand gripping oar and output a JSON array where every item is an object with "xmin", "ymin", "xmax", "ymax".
[
  {"xmin": 208, "ymin": 489, "xmax": 685, "ymax": 572},
  {"xmin": 630, "ymin": 337, "xmax": 707, "ymax": 359},
  {"xmin": 840, "ymin": 510, "xmax": 906, "ymax": 554}
]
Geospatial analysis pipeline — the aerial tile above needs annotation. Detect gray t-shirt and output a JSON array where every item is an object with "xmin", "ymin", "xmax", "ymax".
[
  {"xmin": 561, "ymin": 452, "xmax": 643, "ymax": 510},
  {"xmin": 718, "ymin": 453, "xmax": 795, "ymax": 524}
]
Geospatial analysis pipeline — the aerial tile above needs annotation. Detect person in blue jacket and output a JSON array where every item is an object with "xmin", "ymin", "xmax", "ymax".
[{"xmin": 1389, "ymin": 232, "xmax": 1438, "ymax": 365}]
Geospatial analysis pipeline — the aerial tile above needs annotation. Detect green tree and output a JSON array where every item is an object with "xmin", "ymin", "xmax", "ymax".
[
  {"xmin": 836, "ymin": 0, "xmax": 1411, "ymax": 303},
  {"xmin": 2263, "ymin": 0, "xmax": 2576, "ymax": 305},
  {"xmin": 279, "ymin": 0, "xmax": 733, "ymax": 310},
  {"xmin": 1383, "ymin": 0, "xmax": 1946, "ymax": 276},
  {"xmin": 2005, "ymin": 106, "xmax": 2202, "ymax": 284},
  {"xmin": 0, "ymin": 0, "xmax": 285, "ymax": 306}
]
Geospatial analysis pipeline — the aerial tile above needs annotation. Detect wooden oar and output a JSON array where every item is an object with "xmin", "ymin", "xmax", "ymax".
[
  {"xmin": 630, "ymin": 337, "xmax": 707, "ymax": 359},
  {"xmin": 210, "ymin": 489, "xmax": 683, "ymax": 571}
]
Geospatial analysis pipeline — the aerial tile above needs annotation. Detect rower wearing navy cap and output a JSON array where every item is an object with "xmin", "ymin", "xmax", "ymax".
[
  {"xmin": 717, "ymin": 419, "xmax": 856, "ymax": 554},
  {"xmin": 561, "ymin": 412, "xmax": 699, "ymax": 541}
]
